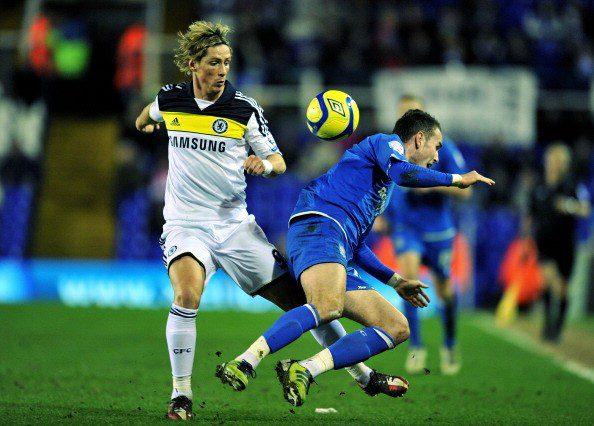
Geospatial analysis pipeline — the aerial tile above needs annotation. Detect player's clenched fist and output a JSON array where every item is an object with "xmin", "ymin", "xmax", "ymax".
[
  {"xmin": 137, "ymin": 123, "xmax": 160, "ymax": 133},
  {"xmin": 243, "ymin": 155, "xmax": 266, "ymax": 175},
  {"xmin": 453, "ymin": 170, "xmax": 495, "ymax": 188},
  {"xmin": 135, "ymin": 116, "xmax": 160, "ymax": 133}
]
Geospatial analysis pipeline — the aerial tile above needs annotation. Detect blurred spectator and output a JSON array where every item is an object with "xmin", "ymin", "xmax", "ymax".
[
  {"xmin": 225, "ymin": 0, "xmax": 594, "ymax": 89},
  {"xmin": 28, "ymin": 14, "xmax": 53, "ymax": 77},
  {"xmin": 0, "ymin": 141, "xmax": 39, "ymax": 186},
  {"xmin": 115, "ymin": 24, "xmax": 146, "ymax": 96}
]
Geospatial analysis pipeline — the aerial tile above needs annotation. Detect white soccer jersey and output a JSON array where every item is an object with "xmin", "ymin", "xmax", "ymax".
[{"xmin": 150, "ymin": 81, "xmax": 281, "ymax": 224}]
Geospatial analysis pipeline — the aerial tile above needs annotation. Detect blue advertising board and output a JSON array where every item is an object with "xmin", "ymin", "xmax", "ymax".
[{"xmin": 0, "ymin": 259, "xmax": 441, "ymax": 316}]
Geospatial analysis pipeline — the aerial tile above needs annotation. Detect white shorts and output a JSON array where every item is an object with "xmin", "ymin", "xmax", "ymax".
[{"xmin": 159, "ymin": 215, "xmax": 288, "ymax": 295}]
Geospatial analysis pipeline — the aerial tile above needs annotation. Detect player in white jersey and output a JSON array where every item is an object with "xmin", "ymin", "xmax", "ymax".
[{"xmin": 135, "ymin": 21, "xmax": 403, "ymax": 420}]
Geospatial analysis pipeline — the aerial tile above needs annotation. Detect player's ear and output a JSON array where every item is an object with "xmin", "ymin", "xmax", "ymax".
[
  {"xmin": 188, "ymin": 59, "xmax": 197, "ymax": 73},
  {"xmin": 415, "ymin": 131, "xmax": 423, "ymax": 149}
]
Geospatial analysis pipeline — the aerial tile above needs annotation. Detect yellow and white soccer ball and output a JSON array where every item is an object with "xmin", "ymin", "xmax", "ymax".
[{"xmin": 306, "ymin": 90, "xmax": 359, "ymax": 141}]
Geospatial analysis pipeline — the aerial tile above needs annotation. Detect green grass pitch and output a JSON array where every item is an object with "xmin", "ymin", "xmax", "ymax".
[{"xmin": 0, "ymin": 304, "xmax": 592, "ymax": 424}]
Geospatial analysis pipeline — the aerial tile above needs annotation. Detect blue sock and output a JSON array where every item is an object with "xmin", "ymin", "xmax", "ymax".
[
  {"xmin": 328, "ymin": 326, "xmax": 395, "ymax": 369},
  {"xmin": 262, "ymin": 304, "xmax": 320, "ymax": 353},
  {"xmin": 404, "ymin": 303, "xmax": 422, "ymax": 347},
  {"xmin": 442, "ymin": 295, "xmax": 457, "ymax": 349}
]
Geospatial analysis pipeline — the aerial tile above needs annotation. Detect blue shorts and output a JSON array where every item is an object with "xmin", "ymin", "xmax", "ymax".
[
  {"xmin": 287, "ymin": 215, "xmax": 373, "ymax": 291},
  {"xmin": 393, "ymin": 225, "xmax": 454, "ymax": 280}
]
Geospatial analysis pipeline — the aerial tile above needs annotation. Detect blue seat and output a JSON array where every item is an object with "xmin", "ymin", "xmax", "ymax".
[{"xmin": 116, "ymin": 189, "xmax": 151, "ymax": 259}]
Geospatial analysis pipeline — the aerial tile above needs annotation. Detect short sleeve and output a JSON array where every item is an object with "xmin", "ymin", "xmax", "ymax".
[
  {"xmin": 245, "ymin": 112, "xmax": 281, "ymax": 158},
  {"xmin": 371, "ymin": 134, "xmax": 407, "ymax": 175},
  {"xmin": 149, "ymin": 95, "xmax": 163, "ymax": 122}
]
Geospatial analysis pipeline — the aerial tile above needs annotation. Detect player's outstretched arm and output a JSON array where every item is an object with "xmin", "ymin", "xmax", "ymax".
[
  {"xmin": 452, "ymin": 170, "xmax": 495, "ymax": 189},
  {"xmin": 244, "ymin": 153, "xmax": 286, "ymax": 178},
  {"xmin": 135, "ymin": 103, "xmax": 160, "ymax": 133},
  {"xmin": 389, "ymin": 161, "xmax": 494, "ymax": 189}
]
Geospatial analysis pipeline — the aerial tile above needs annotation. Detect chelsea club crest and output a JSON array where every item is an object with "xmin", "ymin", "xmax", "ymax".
[{"xmin": 212, "ymin": 119, "xmax": 228, "ymax": 134}]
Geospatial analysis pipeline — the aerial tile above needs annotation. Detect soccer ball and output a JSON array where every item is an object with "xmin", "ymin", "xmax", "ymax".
[{"xmin": 306, "ymin": 90, "xmax": 359, "ymax": 141}]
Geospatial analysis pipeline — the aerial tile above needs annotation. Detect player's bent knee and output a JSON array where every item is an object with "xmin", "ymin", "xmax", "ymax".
[
  {"xmin": 173, "ymin": 285, "xmax": 203, "ymax": 309},
  {"xmin": 398, "ymin": 323, "xmax": 411, "ymax": 344},
  {"xmin": 315, "ymin": 297, "xmax": 345, "ymax": 323},
  {"xmin": 385, "ymin": 314, "xmax": 410, "ymax": 345}
]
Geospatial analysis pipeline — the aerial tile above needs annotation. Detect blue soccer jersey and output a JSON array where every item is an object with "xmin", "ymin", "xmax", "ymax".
[
  {"xmin": 287, "ymin": 132, "xmax": 455, "ymax": 286},
  {"xmin": 290, "ymin": 133, "xmax": 406, "ymax": 249},
  {"xmin": 386, "ymin": 138, "xmax": 466, "ymax": 234}
]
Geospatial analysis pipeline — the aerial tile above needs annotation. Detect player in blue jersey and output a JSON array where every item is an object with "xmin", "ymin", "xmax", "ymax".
[
  {"xmin": 217, "ymin": 109, "xmax": 494, "ymax": 406},
  {"xmin": 385, "ymin": 95, "xmax": 471, "ymax": 375}
]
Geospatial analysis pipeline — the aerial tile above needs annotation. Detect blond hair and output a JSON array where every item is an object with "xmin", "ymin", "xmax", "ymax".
[{"xmin": 174, "ymin": 21, "xmax": 232, "ymax": 75}]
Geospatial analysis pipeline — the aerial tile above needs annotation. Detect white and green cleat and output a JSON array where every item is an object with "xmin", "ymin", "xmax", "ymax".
[
  {"xmin": 275, "ymin": 359, "xmax": 314, "ymax": 407},
  {"xmin": 215, "ymin": 359, "xmax": 256, "ymax": 391}
]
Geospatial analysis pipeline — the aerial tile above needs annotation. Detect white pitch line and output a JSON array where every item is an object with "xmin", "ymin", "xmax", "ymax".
[{"xmin": 471, "ymin": 317, "xmax": 594, "ymax": 385}]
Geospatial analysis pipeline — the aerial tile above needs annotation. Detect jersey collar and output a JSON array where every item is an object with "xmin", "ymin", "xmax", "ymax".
[{"xmin": 186, "ymin": 80, "xmax": 236, "ymax": 106}]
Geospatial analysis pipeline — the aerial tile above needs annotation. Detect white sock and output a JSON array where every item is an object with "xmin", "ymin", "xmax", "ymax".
[
  {"xmin": 345, "ymin": 363, "xmax": 373, "ymax": 386},
  {"xmin": 166, "ymin": 304, "xmax": 197, "ymax": 399},
  {"xmin": 310, "ymin": 320, "xmax": 373, "ymax": 386},
  {"xmin": 236, "ymin": 336, "xmax": 270, "ymax": 369},
  {"xmin": 172, "ymin": 375, "xmax": 192, "ymax": 399},
  {"xmin": 299, "ymin": 348, "xmax": 334, "ymax": 378}
]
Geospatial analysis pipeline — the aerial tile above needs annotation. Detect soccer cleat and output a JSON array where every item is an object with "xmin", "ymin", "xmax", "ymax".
[
  {"xmin": 275, "ymin": 359, "xmax": 313, "ymax": 407},
  {"xmin": 361, "ymin": 370, "xmax": 409, "ymax": 397},
  {"xmin": 166, "ymin": 395, "xmax": 194, "ymax": 421},
  {"xmin": 405, "ymin": 347, "xmax": 427, "ymax": 375},
  {"xmin": 215, "ymin": 359, "xmax": 256, "ymax": 391},
  {"xmin": 440, "ymin": 347, "xmax": 461, "ymax": 375}
]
